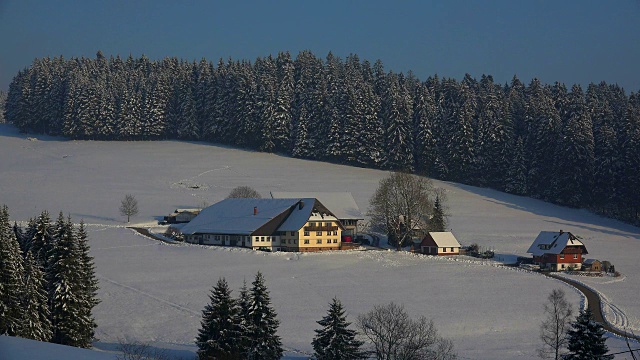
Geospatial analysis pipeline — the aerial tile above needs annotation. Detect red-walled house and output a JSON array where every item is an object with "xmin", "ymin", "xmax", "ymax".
[
  {"xmin": 419, "ymin": 232, "xmax": 461, "ymax": 256},
  {"xmin": 527, "ymin": 231, "xmax": 588, "ymax": 271}
]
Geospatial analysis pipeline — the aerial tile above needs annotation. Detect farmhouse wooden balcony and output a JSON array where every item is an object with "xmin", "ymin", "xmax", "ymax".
[{"xmin": 304, "ymin": 226, "xmax": 338, "ymax": 232}]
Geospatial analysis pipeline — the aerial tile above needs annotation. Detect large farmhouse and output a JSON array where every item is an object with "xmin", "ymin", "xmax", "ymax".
[
  {"xmin": 180, "ymin": 198, "xmax": 345, "ymax": 252},
  {"xmin": 527, "ymin": 231, "xmax": 588, "ymax": 271},
  {"xmin": 270, "ymin": 192, "xmax": 364, "ymax": 241}
]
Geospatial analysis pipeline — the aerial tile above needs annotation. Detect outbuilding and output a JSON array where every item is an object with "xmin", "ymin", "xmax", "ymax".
[{"xmin": 419, "ymin": 232, "xmax": 461, "ymax": 256}]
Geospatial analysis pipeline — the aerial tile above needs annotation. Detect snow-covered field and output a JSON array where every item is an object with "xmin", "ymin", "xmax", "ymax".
[{"xmin": 1, "ymin": 123, "xmax": 638, "ymax": 359}]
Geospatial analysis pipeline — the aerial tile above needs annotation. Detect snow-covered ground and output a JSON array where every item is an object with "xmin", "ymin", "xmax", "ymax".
[{"xmin": 1, "ymin": 123, "xmax": 638, "ymax": 359}]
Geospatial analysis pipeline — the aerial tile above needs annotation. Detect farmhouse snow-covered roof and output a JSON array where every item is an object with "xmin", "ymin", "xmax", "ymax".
[
  {"xmin": 527, "ymin": 231, "xmax": 587, "ymax": 256},
  {"xmin": 180, "ymin": 198, "xmax": 338, "ymax": 235},
  {"xmin": 428, "ymin": 232, "xmax": 461, "ymax": 248},
  {"xmin": 181, "ymin": 198, "xmax": 308, "ymax": 235},
  {"xmin": 270, "ymin": 191, "xmax": 364, "ymax": 220}
]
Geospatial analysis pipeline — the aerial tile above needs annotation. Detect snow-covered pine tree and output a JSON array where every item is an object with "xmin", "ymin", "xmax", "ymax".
[
  {"xmin": 18, "ymin": 251, "xmax": 52, "ymax": 342},
  {"xmin": 383, "ymin": 72, "xmax": 415, "ymax": 171},
  {"xmin": 49, "ymin": 213, "xmax": 84, "ymax": 347},
  {"xmin": 429, "ymin": 194, "xmax": 447, "ymax": 232},
  {"xmin": 524, "ymin": 79, "xmax": 562, "ymax": 201},
  {"xmin": 31, "ymin": 211, "xmax": 54, "ymax": 270},
  {"xmin": 473, "ymin": 75, "xmax": 512, "ymax": 188},
  {"xmin": 565, "ymin": 308, "xmax": 613, "ymax": 360},
  {"xmin": 246, "ymin": 272, "xmax": 283, "ymax": 360},
  {"xmin": 322, "ymin": 52, "xmax": 346, "ymax": 162},
  {"xmin": 236, "ymin": 279, "xmax": 251, "ymax": 357},
  {"xmin": 196, "ymin": 277, "xmax": 243, "ymax": 360},
  {"xmin": 555, "ymin": 84, "xmax": 594, "ymax": 207},
  {"xmin": 75, "ymin": 220, "xmax": 99, "ymax": 345},
  {"xmin": 292, "ymin": 50, "xmax": 323, "ymax": 159},
  {"xmin": 0, "ymin": 205, "xmax": 25, "ymax": 336},
  {"xmin": 620, "ymin": 93, "xmax": 640, "ymax": 223},
  {"xmin": 504, "ymin": 137, "xmax": 528, "ymax": 195},
  {"xmin": 272, "ymin": 51, "xmax": 294, "ymax": 153},
  {"xmin": 312, "ymin": 298, "xmax": 366, "ymax": 360}
]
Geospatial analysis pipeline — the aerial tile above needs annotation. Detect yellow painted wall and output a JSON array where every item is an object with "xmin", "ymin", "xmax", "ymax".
[{"xmin": 298, "ymin": 219, "xmax": 342, "ymax": 251}]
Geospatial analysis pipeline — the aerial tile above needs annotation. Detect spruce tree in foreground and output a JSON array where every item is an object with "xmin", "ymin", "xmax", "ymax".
[
  {"xmin": 247, "ymin": 272, "xmax": 283, "ymax": 360},
  {"xmin": 196, "ymin": 278, "xmax": 243, "ymax": 360},
  {"xmin": 18, "ymin": 251, "xmax": 52, "ymax": 341},
  {"xmin": 0, "ymin": 205, "xmax": 25, "ymax": 336},
  {"xmin": 75, "ymin": 220, "xmax": 99, "ymax": 346},
  {"xmin": 312, "ymin": 298, "xmax": 366, "ymax": 360},
  {"xmin": 565, "ymin": 308, "xmax": 613, "ymax": 360}
]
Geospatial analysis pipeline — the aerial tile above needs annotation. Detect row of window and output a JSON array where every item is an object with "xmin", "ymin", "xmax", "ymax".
[
  {"xmin": 559, "ymin": 254, "xmax": 579, "ymax": 259},
  {"xmin": 302, "ymin": 230, "xmax": 338, "ymax": 236},
  {"xmin": 302, "ymin": 239, "xmax": 339, "ymax": 245}
]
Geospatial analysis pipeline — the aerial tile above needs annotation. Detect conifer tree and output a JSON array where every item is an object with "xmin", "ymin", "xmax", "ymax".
[
  {"xmin": 196, "ymin": 278, "xmax": 243, "ymax": 360},
  {"xmin": 565, "ymin": 309, "xmax": 613, "ymax": 360},
  {"xmin": 312, "ymin": 298, "xmax": 366, "ymax": 360},
  {"xmin": 0, "ymin": 205, "xmax": 25, "ymax": 336},
  {"xmin": 247, "ymin": 272, "xmax": 283, "ymax": 360},
  {"xmin": 49, "ymin": 214, "xmax": 84, "ymax": 347},
  {"xmin": 429, "ymin": 194, "xmax": 447, "ymax": 232},
  {"xmin": 18, "ymin": 251, "xmax": 52, "ymax": 342},
  {"xmin": 236, "ymin": 279, "xmax": 252, "ymax": 357},
  {"xmin": 75, "ymin": 220, "xmax": 99, "ymax": 346}
]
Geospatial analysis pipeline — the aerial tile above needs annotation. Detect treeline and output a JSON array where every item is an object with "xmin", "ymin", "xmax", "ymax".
[
  {"xmin": 4, "ymin": 51, "xmax": 640, "ymax": 223},
  {"xmin": 0, "ymin": 205, "xmax": 99, "ymax": 348}
]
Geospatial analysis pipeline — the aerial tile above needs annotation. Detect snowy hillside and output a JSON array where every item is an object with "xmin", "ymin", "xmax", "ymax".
[{"xmin": 1, "ymin": 123, "xmax": 638, "ymax": 359}]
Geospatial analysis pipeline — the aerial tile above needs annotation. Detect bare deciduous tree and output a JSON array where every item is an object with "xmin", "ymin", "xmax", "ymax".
[
  {"xmin": 538, "ymin": 289, "xmax": 573, "ymax": 360},
  {"xmin": 119, "ymin": 194, "xmax": 139, "ymax": 223},
  {"xmin": 357, "ymin": 302, "xmax": 457, "ymax": 360},
  {"xmin": 368, "ymin": 172, "xmax": 441, "ymax": 250},
  {"xmin": 226, "ymin": 186, "xmax": 262, "ymax": 199}
]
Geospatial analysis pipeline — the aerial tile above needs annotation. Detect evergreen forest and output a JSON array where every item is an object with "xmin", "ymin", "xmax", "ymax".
[{"xmin": 4, "ymin": 51, "xmax": 640, "ymax": 225}]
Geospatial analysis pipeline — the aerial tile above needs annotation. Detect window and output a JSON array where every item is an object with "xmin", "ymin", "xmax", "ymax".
[
  {"xmin": 450, "ymin": 247, "xmax": 454, "ymax": 252},
  {"xmin": 333, "ymin": 231, "xmax": 338, "ymax": 235},
  {"xmin": 573, "ymin": 254, "xmax": 578, "ymax": 259},
  {"xmin": 327, "ymin": 239, "xmax": 331, "ymax": 244},
  {"xmin": 215, "ymin": 235, "xmax": 221, "ymax": 241},
  {"xmin": 304, "ymin": 231, "xmax": 309, "ymax": 236},
  {"xmin": 260, "ymin": 236, "xmax": 265, "ymax": 242},
  {"xmin": 316, "ymin": 239, "xmax": 322, "ymax": 244},
  {"xmin": 291, "ymin": 231, "xmax": 295, "ymax": 236},
  {"xmin": 304, "ymin": 239, "xmax": 310, "ymax": 244},
  {"xmin": 560, "ymin": 254, "xmax": 564, "ymax": 259},
  {"xmin": 333, "ymin": 239, "xmax": 338, "ymax": 243},
  {"xmin": 316, "ymin": 231, "xmax": 322, "ymax": 236}
]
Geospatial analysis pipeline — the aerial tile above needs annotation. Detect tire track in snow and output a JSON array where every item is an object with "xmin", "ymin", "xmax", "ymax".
[{"xmin": 97, "ymin": 275, "xmax": 199, "ymax": 316}]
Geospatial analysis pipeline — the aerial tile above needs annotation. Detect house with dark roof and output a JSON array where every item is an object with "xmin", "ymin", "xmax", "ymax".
[
  {"xmin": 527, "ymin": 231, "xmax": 588, "ymax": 271},
  {"xmin": 418, "ymin": 232, "xmax": 461, "ymax": 256},
  {"xmin": 270, "ymin": 192, "xmax": 364, "ymax": 240},
  {"xmin": 180, "ymin": 198, "xmax": 345, "ymax": 252}
]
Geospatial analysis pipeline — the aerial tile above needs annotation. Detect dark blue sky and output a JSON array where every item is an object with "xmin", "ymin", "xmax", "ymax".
[{"xmin": 1, "ymin": 0, "xmax": 639, "ymax": 92}]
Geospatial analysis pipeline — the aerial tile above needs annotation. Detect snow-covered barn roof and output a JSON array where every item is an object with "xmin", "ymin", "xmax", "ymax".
[
  {"xmin": 180, "ymin": 198, "xmax": 338, "ymax": 236},
  {"xmin": 527, "ymin": 231, "xmax": 587, "ymax": 256},
  {"xmin": 428, "ymin": 232, "xmax": 461, "ymax": 248},
  {"xmin": 181, "ymin": 198, "xmax": 305, "ymax": 235},
  {"xmin": 270, "ymin": 191, "xmax": 364, "ymax": 220}
]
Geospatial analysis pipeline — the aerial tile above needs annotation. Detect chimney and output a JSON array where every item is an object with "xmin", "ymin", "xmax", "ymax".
[
  {"xmin": 559, "ymin": 229, "xmax": 563, "ymax": 234},
  {"xmin": 298, "ymin": 201, "xmax": 304, "ymax": 210},
  {"xmin": 254, "ymin": 206, "xmax": 258, "ymax": 215}
]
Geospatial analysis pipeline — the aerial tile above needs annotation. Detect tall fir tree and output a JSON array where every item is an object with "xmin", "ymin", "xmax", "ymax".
[
  {"xmin": 312, "ymin": 298, "xmax": 366, "ymax": 360},
  {"xmin": 565, "ymin": 309, "xmax": 613, "ymax": 360},
  {"xmin": 429, "ymin": 194, "xmax": 447, "ymax": 232},
  {"xmin": 18, "ymin": 251, "xmax": 53, "ymax": 342},
  {"xmin": 75, "ymin": 221, "xmax": 99, "ymax": 345},
  {"xmin": 196, "ymin": 278, "xmax": 244, "ymax": 360},
  {"xmin": 0, "ymin": 205, "xmax": 25, "ymax": 336},
  {"xmin": 246, "ymin": 272, "xmax": 283, "ymax": 360},
  {"xmin": 48, "ymin": 213, "xmax": 84, "ymax": 347}
]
